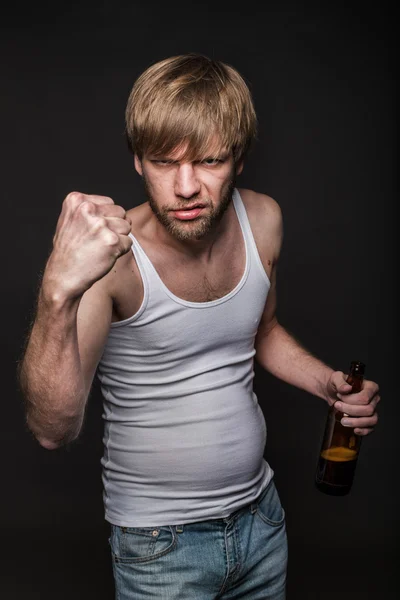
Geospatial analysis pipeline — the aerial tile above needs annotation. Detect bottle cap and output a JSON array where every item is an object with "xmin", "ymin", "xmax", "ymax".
[{"xmin": 350, "ymin": 360, "xmax": 365, "ymax": 376}]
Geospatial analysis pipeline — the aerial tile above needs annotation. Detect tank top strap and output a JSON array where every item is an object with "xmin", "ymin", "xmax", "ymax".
[{"xmin": 232, "ymin": 189, "xmax": 270, "ymax": 286}]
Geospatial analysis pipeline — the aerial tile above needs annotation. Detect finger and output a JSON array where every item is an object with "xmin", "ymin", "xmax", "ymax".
[
  {"xmin": 105, "ymin": 217, "xmax": 132, "ymax": 236},
  {"xmin": 337, "ymin": 390, "xmax": 381, "ymax": 410},
  {"xmin": 79, "ymin": 202, "xmax": 126, "ymax": 220},
  {"xmin": 341, "ymin": 410, "xmax": 378, "ymax": 427},
  {"xmin": 337, "ymin": 382, "xmax": 379, "ymax": 402},
  {"xmin": 63, "ymin": 192, "xmax": 115, "ymax": 213},
  {"xmin": 99, "ymin": 204, "xmax": 127, "ymax": 219},
  {"xmin": 57, "ymin": 194, "xmax": 114, "ymax": 228},
  {"xmin": 363, "ymin": 379, "xmax": 380, "ymax": 399},
  {"xmin": 336, "ymin": 382, "xmax": 353, "ymax": 394},
  {"xmin": 353, "ymin": 427, "xmax": 375, "ymax": 436},
  {"xmin": 76, "ymin": 202, "xmax": 128, "ymax": 226},
  {"xmin": 80, "ymin": 194, "xmax": 115, "ymax": 206},
  {"xmin": 335, "ymin": 395, "xmax": 380, "ymax": 416},
  {"xmin": 117, "ymin": 234, "xmax": 133, "ymax": 256},
  {"xmin": 330, "ymin": 372, "xmax": 353, "ymax": 394}
]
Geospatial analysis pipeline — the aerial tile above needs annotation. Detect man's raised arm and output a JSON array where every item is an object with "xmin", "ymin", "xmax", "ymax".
[{"xmin": 18, "ymin": 192, "xmax": 132, "ymax": 449}]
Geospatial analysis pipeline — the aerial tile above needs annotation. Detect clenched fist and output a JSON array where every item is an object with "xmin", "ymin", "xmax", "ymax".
[{"xmin": 43, "ymin": 192, "xmax": 133, "ymax": 300}]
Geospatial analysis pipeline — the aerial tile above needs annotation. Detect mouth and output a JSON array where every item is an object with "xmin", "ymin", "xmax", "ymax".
[
  {"xmin": 171, "ymin": 203, "xmax": 206, "ymax": 212},
  {"xmin": 171, "ymin": 205, "xmax": 206, "ymax": 221}
]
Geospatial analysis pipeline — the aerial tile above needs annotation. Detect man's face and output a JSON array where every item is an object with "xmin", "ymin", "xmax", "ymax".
[{"xmin": 134, "ymin": 142, "xmax": 243, "ymax": 242}]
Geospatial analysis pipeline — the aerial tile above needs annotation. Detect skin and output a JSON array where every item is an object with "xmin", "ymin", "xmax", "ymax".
[
  {"xmin": 19, "ymin": 142, "xmax": 380, "ymax": 448},
  {"xmin": 135, "ymin": 148, "xmax": 237, "ymax": 244}
]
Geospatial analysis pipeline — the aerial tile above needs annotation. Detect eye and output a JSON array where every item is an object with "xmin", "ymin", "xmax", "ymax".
[
  {"xmin": 152, "ymin": 159, "xmax": 173, "ymax": 166},
  {"xmin": 202, "ymin": 158, "xmax": 223, "ymax": 166}
]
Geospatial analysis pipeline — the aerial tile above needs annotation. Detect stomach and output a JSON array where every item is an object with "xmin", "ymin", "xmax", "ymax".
[{"xmin": 102, "ymin": 387, "xmax": 267, "ymax": 497}]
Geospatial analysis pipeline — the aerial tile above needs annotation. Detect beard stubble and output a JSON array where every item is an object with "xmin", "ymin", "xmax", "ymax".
[{"xmin": 143, "ymin": 174, "xmax": 236, "ymax": 242}]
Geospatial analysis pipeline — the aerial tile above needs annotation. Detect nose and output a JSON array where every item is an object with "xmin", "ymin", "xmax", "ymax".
[{"xmin": 174, "ymin": 163, "xmax": 201, "ymax": 199}]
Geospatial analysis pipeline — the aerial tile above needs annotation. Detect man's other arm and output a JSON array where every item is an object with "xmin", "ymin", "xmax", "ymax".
[{"xmin": 254, "ymin": 198, "xmax": 379, "ymax": 435}]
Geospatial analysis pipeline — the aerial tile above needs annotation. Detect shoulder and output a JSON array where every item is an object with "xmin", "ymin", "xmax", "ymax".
[
  {"xmin": 126, "ymin": 201, "xmax": 150, "ymax": 232},
  {"xmin": 238, "ymin": 188, "xmax": 282, "ymax": 227},
  {"xmin": 237, "ymin": 188, "xmax": 283, "ymax": 262}
]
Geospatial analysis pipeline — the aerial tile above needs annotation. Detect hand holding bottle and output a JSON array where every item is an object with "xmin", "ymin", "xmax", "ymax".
[
  {"xmin": 316, "ymin": 361, "xmax": 380, "ymax": 496},
  {"xmin": 324, "ymin": 365, "xmax": 380, "ymax": 436}
]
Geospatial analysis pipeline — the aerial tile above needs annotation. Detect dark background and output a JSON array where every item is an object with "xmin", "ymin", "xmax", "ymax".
[{"xmin": 1, "ymin": 2, "xmax": 396, "ymax": 599}]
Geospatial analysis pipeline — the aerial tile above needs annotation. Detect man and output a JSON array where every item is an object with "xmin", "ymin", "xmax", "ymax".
[{"xmin": 19, "ymin": 54, "xmax": 380, "ymax": 599}]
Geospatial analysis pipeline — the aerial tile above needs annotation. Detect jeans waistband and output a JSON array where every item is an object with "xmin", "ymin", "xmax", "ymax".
[{"xmin": 174, "ymin": 478, "xmax": 273, "ymax": 534}]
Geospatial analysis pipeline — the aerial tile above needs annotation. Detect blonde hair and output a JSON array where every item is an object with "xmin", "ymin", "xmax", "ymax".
[{"xmin": 125, "ymin": 53, "xmax": 257, "ymax": 165}]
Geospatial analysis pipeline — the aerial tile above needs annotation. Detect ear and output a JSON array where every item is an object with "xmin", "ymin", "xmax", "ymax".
[
  {"xmin": 235, "ymin": 161, "xmax": 244, "ymax": 176},
  {"xmin": 134, "ymin": 154, "xmax": 143, "ymax": 176}
]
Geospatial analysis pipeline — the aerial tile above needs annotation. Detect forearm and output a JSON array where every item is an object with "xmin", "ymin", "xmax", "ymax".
[
  {"xmin": 19, "ymin": 288, "xmax": 87, "ymax": 449},
  {"xmin": 255, "ymin": 321, "xmax": 334, "ymax": 402}
]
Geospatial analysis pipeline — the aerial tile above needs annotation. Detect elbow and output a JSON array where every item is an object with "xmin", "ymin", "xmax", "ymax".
[
  {"xmin": 27, "ymin": 414, "xmax": 81, "ymax": 450},
  {"xmin": 34, "ymin": 430, "xmax": 79, "ymax": 450},
  {"xmin": 36, "ymin": 436, "xmax": 63, "ymax": 451}
]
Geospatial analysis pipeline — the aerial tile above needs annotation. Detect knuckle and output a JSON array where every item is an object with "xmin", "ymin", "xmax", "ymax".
[
  {"xmin": 114, "ymin": 205, "xmax": 125, "ymax": 217},
  {"xmin": 65, "ymin": 191, "xmax": 84, "ymax": 206},
  {"xmin": 367, "ymin": 381, "xmax": 379, "ymax": 394},
  {"xmin": 92, "ymin": 216, "xmax": 107, "ymax": 231},
  {"xmin": 98, "ymin": 196, "xmax": 115, "ymax": 207},
  {"xmin": 366, "ymin": 404, "xmax": 375, "ymax": 417},
  {"xmin": 122, "ymin": 220, "xmax": 132, "ymax": 234},
  {"xmin": 104, "ymin": 230, "xmax": 119, "ymax": 247},
  {"xmin": 366, "ymin": 416, "xmax": 377, "ymax": 429},
  {"xmin": 78, "ymin": 200, "xmax": 96, "ymax": 217},
  {"xmin": 124, "ymin": 238, "xmax": 133, "ymax": 253}
]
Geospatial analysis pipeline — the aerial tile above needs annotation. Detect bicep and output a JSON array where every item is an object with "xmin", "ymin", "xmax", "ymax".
[{"xmin": 76, "ymin": 281, "xmax": 112, "ymax": 395}]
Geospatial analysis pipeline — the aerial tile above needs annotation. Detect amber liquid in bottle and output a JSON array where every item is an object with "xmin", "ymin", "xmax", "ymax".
[{"xmin": 315, "ymin": 360, "xmax": 365, "ymax": 496}]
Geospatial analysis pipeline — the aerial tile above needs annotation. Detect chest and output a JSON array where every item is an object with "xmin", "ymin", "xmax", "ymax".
[
  {"xmin": 111, "ymin": 193, "xmax": 274, "ymax": 322},
  {"xmin": 111, "ymin": 229, "xmax": 245, "ymax": 322},
  {"xmin": 153, "ymin": 242, "xmax": 245, "ymax": 303}
]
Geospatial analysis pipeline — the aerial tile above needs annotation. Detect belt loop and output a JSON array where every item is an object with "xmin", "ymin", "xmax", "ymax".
[{"xmin": 175, "ymin": 524, "xmax": 184, "ymax": 533}]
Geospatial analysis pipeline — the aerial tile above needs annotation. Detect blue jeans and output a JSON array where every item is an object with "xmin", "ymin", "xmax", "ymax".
[{"xmin": 109, "ymin": 478, "xmax": 288, "ymax": 599}]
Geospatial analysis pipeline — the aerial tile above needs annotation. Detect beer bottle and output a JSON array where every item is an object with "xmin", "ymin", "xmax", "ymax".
[{"xmin": 315, "ymin": 360, "xmax": 365, "ymax": 496}]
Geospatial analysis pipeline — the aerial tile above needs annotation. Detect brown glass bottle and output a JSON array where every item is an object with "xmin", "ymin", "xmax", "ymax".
[{"xmin": 315, "ymin": 360, "xmax": 365, "ymax": 496}]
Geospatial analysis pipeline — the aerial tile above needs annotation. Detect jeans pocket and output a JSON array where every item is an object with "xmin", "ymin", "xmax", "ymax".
[
  {"xmin": 110, "ymin": 525, "xmax": 177, "ymax": 564},
  {"xmin": 255, "ymin": 480, "xmax": 286, "ymax": 527}
]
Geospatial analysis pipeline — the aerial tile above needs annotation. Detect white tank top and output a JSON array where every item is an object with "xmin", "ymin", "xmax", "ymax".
[{"xmin": 97, "ymin": 188, "xmax": 273, "ymax": 527}]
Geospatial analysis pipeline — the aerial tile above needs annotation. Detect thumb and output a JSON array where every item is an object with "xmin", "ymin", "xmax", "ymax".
[
  {"xmin": 330, "ymin": 372, "xmax": 353, "ymax": 395},
  {"xmin": 337, "ymin": 381, "xmax": 354, "ymax": 396}
]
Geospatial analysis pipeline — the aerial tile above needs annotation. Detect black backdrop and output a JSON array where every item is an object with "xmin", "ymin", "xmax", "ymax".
[{"xmin": 1, "ymin": 2, "xmax": 396, "ymax": 599}]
